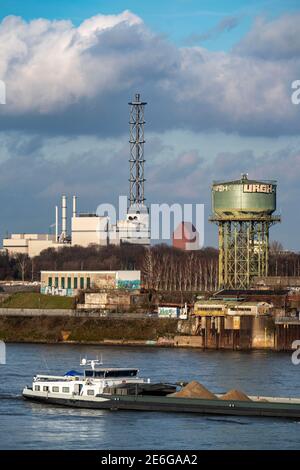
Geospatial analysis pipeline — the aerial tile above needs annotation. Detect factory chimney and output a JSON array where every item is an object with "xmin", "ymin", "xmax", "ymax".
[
  {"xmin": 55, "ymin": 205, "xmax": 59, "ymax": 242},
  {"xmin": 72, "ymin": 195, "xmax": 77, "ymax": 218},
  {"xmin": 61, "ymin": 195, "xmax": 67, "ymax": 240}
]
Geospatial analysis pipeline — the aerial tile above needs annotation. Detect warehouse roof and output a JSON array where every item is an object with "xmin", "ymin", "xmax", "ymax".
[{"xmin": 213, "ymin": 289, "xmax": 288, "ymax": 297}]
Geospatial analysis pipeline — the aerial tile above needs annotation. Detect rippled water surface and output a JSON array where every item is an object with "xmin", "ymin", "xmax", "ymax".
[{"xmin": 0, "ymin": 343, "xmax": 299, "ymax": 449}]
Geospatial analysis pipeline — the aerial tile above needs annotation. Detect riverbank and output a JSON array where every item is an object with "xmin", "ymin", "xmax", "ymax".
[
  {"xmin": 0, "ymin": 314, "xmax": 298, "ymax": 351},
  {"xmin": 0, "ymin": 315, "xmax": 179, "ymax": 345}
]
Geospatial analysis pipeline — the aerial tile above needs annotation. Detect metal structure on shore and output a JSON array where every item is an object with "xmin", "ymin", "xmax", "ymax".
[{"xmin": 210, "ymin": 174, "xmax": 281, "ymax": 289}]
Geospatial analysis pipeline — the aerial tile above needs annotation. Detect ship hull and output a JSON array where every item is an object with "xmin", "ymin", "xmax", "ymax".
[{"xmin": 22, "ymin": 388, "xmax": 300, "ymax": 419}]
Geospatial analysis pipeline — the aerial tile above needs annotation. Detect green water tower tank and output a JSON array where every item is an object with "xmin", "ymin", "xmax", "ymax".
[{"xmin": 212, "ymin": 174, "xmax": 277, "ymax": 219}]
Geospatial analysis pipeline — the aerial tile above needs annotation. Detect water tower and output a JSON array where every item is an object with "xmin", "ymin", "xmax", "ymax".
[{"xmin": 210, "ymin": 174, "xmax": 280, "ymax": 289}]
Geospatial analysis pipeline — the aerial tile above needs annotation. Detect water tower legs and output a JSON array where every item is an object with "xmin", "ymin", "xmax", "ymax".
[{"xmin": 217, "ymin": 219, "xmax": 273, "ymax": 289}]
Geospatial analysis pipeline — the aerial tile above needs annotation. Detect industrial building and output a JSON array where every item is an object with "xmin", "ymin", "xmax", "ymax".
[
  {"xmin": 40, "ymin": 270, "xmax": 141, "ymax": 296},
  {"xmin": 2, "ymin": 94, "xmax": 150, "ymax": 257},
  {"xmin": 2, "ymin": 233, "xmax": 62, "ymax": 258},
  {"xmin": 192, "ymin": 298, "xmax": 274, "ymax": 349},
  {"xmin": 193, "ymin": 299, "xmax": 273, "ymax": 317},
  {"xmin": 210, "ymin": 174, "xmax": 280, "ymax": 290}
]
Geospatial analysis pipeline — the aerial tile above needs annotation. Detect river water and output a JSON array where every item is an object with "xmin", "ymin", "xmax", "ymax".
[{"xmin": 0, "ymin": 343, "xmax": 299, "ymax": 449}]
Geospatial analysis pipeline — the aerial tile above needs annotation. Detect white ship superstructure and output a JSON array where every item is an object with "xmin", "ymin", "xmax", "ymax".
[{"xmin": 24, "ymin": 359, "xmax": 147, "ymax": 401}]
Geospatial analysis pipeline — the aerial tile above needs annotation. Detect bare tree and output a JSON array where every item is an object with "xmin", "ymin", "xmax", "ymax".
[
  {"xmin": 270, "ymin": 240, "xmax": 283, "ymax": 253},
  {"xmin": 16, "ymin": 254, "xmax": 30, "ymax": 281}
]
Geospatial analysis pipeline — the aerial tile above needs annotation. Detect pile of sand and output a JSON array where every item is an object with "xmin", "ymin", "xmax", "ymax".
[
  {"xmin": 219, "ymin": 389, "xmax": 251, "ymax": 401},
  {"xmin": 170, "ymin": 382, "xmax": 253, "ymax": 402},
  {"xmin": 170, "ymin": 381, "xmax": 217, "ymax": 400}
]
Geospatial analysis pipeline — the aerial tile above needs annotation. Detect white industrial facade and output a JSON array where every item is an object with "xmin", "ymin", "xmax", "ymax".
[
  {"xmin": 3, "ymin": 195, "xmax": 150, "ymax": 257},
  {"xmin": 2, "ymin": 233, "xmax": 62, "ymax": 258},
  {"xmin": 71, "ymin": 213, "xmax": 109, "ymax": 247},
  {"xmin": 109, "ymin": 205, "xmax": 150, "ymax": 246}
]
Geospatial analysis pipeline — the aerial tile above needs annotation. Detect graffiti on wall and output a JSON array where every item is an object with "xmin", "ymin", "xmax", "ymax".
[
  {"xmin": 117, "ymin": 280, "xmax": 141, "ymax": 290},
  {"xmin": 41, "ymin": 286, "xmax": 74, "ymax": 297}
]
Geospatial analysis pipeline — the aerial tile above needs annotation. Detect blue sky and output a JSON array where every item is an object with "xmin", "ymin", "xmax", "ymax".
[
  {"xmin": 1, "ymin": 0, "xmax": 299, "ymax": 50},
  {"xmin": 0, "ymin": 1, "xmax": 299, "ymax": 249}
]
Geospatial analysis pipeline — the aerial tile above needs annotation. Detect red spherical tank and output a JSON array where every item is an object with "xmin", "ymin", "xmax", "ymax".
[{"xmin": 172, "ymin": 222, "xmax": 199, "ymax": 250}]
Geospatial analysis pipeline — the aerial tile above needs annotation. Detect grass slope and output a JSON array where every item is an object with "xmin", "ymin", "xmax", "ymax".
[{"xmin": 0, "ymin": 292, "xmax": 74, "ymax": 309}]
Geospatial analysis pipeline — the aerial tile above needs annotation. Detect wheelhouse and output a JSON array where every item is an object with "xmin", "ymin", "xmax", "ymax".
[{"xmin": 84, "ymin": 368, "xmax": 139, "ymax": 379}]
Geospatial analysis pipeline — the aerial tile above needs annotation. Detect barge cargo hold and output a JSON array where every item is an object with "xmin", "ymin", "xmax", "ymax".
[{"xmin": 22, "ymin": 389, "xmax": 300, "ymax": 419}]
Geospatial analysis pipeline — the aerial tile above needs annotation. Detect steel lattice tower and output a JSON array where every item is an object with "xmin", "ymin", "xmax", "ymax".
[
  {"xmin": 216, "ymin": 219, "xmax": 279, "ymax": 289},
  {"xmin": 129, "ymin": 93, "xmax": 147, "ymax": 207},
  {"xmin": 210, "ymin": 175, "xmax": 280, "ymax": 290}
]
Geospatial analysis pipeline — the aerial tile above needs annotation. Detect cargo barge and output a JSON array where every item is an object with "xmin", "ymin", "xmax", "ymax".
[
  {"xmin": 22, "ymin": 389, "xmax": 300, "ymax": 419},
  {"xmin": 22, "ymin": 358, "xmax": 300, "ymax": 419}
]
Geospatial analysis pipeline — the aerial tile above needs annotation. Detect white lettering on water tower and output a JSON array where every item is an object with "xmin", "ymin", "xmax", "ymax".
[{"xmin": 243, "ymin": 184, "xmax": 273, "ymax": 193}]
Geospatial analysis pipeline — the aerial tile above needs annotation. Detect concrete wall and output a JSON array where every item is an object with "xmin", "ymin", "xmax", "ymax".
[
  {"xmin": 252, "ymin": 316, "xmax": 275, "ymax": 349},
  {"xmin": 0, "ymin": 308, "xmax": 74, "ymax": 316},
  {"xmin": 185, "ymin": 314, "xmax": 275, "ymax": 350},
  {"xmin": 78, "ymin": 292, "xmax": 131, "ymax": 309},
  {"xmin": 174, "ymin": 336, "xmax": 203, "ymax": 348}
]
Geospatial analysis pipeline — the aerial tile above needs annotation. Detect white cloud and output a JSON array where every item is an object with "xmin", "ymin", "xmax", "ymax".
[
  {"xmin": 0, "ymin": 12, "xmax": 145, "ymax": 113},
  {"xmin": 0, "ymin": 11, "xmax": 298, "ymax": 137},
  {"xmin": 234, "ymin": 14, "xmax": 300, "ymax": 60},
  {"xmin": 78, "ymin": 10, "xmax": 142, "ymax": 37}
]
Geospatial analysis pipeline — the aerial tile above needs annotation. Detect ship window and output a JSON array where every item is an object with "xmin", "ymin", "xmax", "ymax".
[
  {"xmin": 94, "ymin": 371, "xmax": 105, "ymax": 378},
  {"xmin": 62, "ymin": 387, "xmax": 70, "ymax": 393},
  {"xmin": 104, "ymin": 369, "xmax": 138, "ymax": 378},
  {"xmin": 52, "ymin": 386, "xmax": 59, "ymax": 392},
  {"xmin": 85, "ymin": 370, "xmax": 104, "ymax": 378},
  {"xmin": 43, "ymin": 386, "xmax": 49, "ymax": 392},
  {"xmin": 34, "ymin": 385, "xmax": 40, "ymax": 391},
  {"xmin": 87, "ymin": 389, "xmax": 95, "ymax": 396}
]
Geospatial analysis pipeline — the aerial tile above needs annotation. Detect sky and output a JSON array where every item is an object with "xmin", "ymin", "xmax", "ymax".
[{"xmin": 0, "ymin": 0, "xmax": 300, "ymax": 249}]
